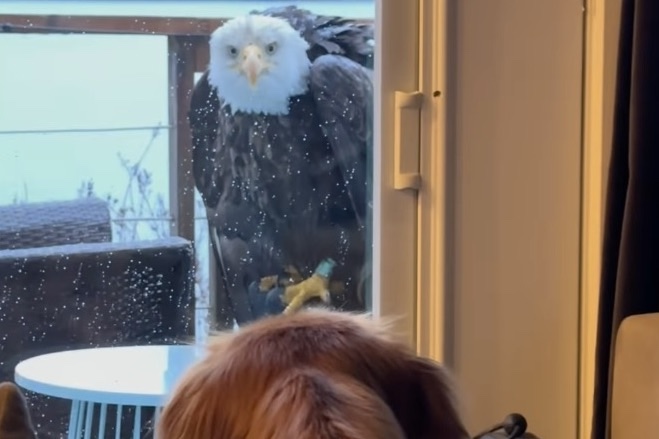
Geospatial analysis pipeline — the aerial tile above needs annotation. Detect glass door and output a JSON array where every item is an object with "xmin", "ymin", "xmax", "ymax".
[{"xmin": 0, "ymin": 0, "xmax": 421, "ymax": 435}]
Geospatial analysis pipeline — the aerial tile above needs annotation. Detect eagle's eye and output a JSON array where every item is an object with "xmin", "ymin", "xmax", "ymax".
[
  {"xmin": 228, "ymin": 46, "xmax": 238, "ymax": 57},
  {"xmin": 265, "ymin": 43, "xmax": 277, "ymax": 54}
]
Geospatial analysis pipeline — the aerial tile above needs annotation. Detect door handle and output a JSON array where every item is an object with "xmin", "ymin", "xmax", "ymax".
[{"xmin": 393, "ymin": 90, "xmax": 423, "ymax": 191}]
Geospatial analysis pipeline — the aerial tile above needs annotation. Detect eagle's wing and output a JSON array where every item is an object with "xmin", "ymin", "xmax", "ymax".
[
  {"xmin": 188, "ymin": 71, "xmax": 239, "ymax": 327},
  {"xmin": 189, "ymin": 72, "xmax": 287, "ymax": 326},
  {"xmin": 258, "ymin": 6, "xmax": 374, "ymax": 68},
  {"xmin": 308, "ymin": 54, "xmax": 373, "ymax": 226},
  {"xmin": 189, "ymin": 72, "xmax": 260, "ymax": 326},
  {"xmin": 189, "ymin": 71, "xmax": 220, "ymax": 209}
]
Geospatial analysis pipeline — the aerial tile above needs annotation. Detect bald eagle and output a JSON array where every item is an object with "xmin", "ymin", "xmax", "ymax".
[{"xmin": 190, "ymin": 6, "xmax": 373, "ymax": 328}]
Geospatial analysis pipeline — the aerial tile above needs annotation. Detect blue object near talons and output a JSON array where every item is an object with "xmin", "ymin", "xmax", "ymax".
[{"xmin": 314, "ymin": 258, "xmax": 336, "ymax": 278}]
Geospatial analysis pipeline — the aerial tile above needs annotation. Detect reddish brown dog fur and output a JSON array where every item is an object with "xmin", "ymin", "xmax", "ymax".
[
  {"xmin": 156, "ymin": 309, "xmax": 470, "ymax": 439},
  {"xmin": 0, "ymin": 381, "xmax": 36, "ymax": 439}
]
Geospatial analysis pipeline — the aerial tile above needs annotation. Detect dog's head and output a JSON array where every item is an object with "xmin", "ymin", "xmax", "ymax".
[
  {"xmin": 0, "ymin": 381, "xmax": 36, "ymax": 439},
  {"xmin": 156, "ymin": 309, "xmax": 470, "ymax": 439}
]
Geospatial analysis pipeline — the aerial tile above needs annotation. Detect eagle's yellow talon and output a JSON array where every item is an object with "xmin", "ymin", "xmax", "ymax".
[
  {"xmin": 259, "ymin": 265, "xmax": 306, "ymax": 292},
  {"xmin": 258, "ymin": 275, "xmax": 278, "ymax": 292},
  {"xmin": 281, "ymin": 258, "xmax": 336, "ymax": 314}
]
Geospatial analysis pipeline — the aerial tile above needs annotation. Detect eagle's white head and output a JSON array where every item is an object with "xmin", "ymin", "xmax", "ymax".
[{"xmin": 208, "ymin": 14, "xmax": 312, "ymax": 116}]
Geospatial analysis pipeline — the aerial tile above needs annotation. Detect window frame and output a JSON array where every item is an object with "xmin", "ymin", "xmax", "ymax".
[
  {"xmin": 0, "ymin": 0, "xmax": 425, "ymax": 345},
  {"xmin": 415, "ymin": 0, "xmax": 450, "ymax": 362}
]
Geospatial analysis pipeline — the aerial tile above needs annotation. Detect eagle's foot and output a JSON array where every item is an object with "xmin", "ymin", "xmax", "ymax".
[
  {"xmin": 258, "ymin": 265, "xmax": 304, "ymax": 292},
  {"xmin": 282, "ymin": 275, "xmax": 331, "ymax": 313},
  {"xmin": 258, "ymin": 275, "xmax": 278, "ymax": 292},
  {"xmin": 280, "ymin": 259, "xmax": 338, "ymax": 314}
]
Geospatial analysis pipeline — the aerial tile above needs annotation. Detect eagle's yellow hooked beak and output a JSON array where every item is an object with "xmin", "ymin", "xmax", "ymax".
[{"xmin": 240, "ymin": 44, "xmax": 266, "ymax": 87}]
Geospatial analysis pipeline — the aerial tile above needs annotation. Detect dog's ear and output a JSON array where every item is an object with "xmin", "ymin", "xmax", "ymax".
[
  {"xmin": 384, "ymin": 355, "xmax": 470, "ymax": 439},
  {"xmin": 344, "ymin": 313, "xmax": 470, "ymax": 439},
  {"xmin": 0, "ymin": 382, "xmax": 36, "ymax": 439}
]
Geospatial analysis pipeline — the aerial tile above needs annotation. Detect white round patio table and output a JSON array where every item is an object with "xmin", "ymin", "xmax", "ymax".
[{"xmin": 14, "ymin": 344, "xmax": 203, "ymax": 439}]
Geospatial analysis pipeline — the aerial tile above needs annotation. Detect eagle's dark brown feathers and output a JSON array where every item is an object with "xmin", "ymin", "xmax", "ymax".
[{"xmin": 189, "ymin": 6, "xmax": 373, "ymax": 327}]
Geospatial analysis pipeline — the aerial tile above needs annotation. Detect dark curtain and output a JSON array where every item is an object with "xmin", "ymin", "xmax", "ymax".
[{"xmin": 591, "ymin": 0, "xmax": 659, "ymax": 438}]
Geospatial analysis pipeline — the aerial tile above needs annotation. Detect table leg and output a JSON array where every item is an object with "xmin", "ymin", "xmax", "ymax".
[
  {"xmin": 67, "ymin": 400, "xmax": 81, "ymax": 439},
  {"xmin": 132, "ymin": 406, "xmax": 142, "ymax": 439},
  {"xmin": 153, "ymin": 407, "xmax": 162, "ymax": 439},
  {"xmin": 68, "ymin": 401, "xmax": 160, "ymax": 439},
  {"xmin": 67, "ymin": 400, "xmax": 89, "ymax": 439},
  {"xmin": 83, "ymin": 402, "xmax": 94, "ymax": 439},
  {"xmin": 115, "ymin": 405, "xmax": 123, "ymax": 439},
  {"xmin": 154, "ymin": 406, "xmax": 162, "ymax": 425},
  {"xmin": 97, "ymin": 403, "xmax": 108, "ymax": 438},
  {"xmin": 76, "ymin": 402, "xmax": 87, "ymax": 437}
]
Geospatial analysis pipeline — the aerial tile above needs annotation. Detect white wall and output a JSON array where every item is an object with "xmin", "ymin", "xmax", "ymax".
[{"xmin": 447, "ymin": 1, "xmax": 584, "ymax": 437}]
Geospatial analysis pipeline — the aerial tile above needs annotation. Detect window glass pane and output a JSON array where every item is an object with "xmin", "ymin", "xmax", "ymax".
[{"xmin": 0, "ymin": 1, "xmax": 375, "ymax": 436}]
